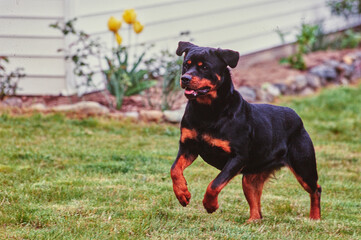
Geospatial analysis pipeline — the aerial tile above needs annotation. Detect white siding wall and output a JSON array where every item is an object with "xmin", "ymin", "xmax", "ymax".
[
  {"xmin": 1, "ymin": 0, "xmax": 360, "ymax": 95},
  {"xmin": 0, "ymin": 0, "xmax": 67, "ymax": 95}
]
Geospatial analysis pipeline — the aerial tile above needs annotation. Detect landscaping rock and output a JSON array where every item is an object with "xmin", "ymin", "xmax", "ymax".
[
  {"xmin": 340, "ymin": 77, "xmax": 349, "ymax": 85},
  {"xmin": 139, "ymin": 110, "xmax": 163, "ymax": 122},
  {"xmin": 163, "ymin": 108, "xmax": 185, "ymax": 123},
  {"xmin": 336, "ymin": 63, "xmax": 354, "ymax": 79},
  {"xmin": 108, "ymin": 112, "xmax": 124, "ymax": 120},
  {"xmin": 238, "ymin": 86, "xmax": 257, "ymax": 102},
  {"xmin": 2, "ymin": 97, "xmax": 22, "ymax": 107},
  {"xmin": 324, "ymin": 59, "xmax": 341, "ymax": 68},
  {"xmin": 299, "ymin": 87, "xmax": 315, "ymax": 96},
  {"xmin": 52, "ymin": 101, "xmax": 109, "ymax": 115},
  {"xmin": 264, "ymin": 83, "xmax": 281, "ymax": 97},
  {"xmin": 306, "ymin": 74, "xmax": 322, "ymax": 89},
  {"xmin": 309, "ymin": 64, "xmax": 338, "ymax": 81},
  {"xmin": 343, "ymin": 51, "xmax": 361, "ymax": 64},
  {"xmin": 273, "ymin": 83, "xmax": 288, "ymax": 95},
  {"xmin": 294, "ymin": 75, "xmax": 308, "ymax": 91},
  {"xmin": 124, "ymin": 111, "xmax": 139, "ymax": 120},
  {"xmin": 343, "ymin": 54, "xmax": 353, "ymax": 65},
  {"xmin": 30, "ymin": 103, "xmax": 47, "ymax": 111},
  {"xmin": 256, "ymin": 89, "xmax": 274, "ymax": 103}
]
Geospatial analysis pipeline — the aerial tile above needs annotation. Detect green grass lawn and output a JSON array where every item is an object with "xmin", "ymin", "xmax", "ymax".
[{"xmin": 0, "ymin": 85, "xmax": 360, "ymax": 239}]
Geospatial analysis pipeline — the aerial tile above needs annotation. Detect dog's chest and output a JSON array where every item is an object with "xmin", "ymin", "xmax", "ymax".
[{"xmin": 181, "ymin": 127, "xmax": 233, "ymax": 169}]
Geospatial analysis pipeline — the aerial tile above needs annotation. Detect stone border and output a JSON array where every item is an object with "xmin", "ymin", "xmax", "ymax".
[
  {"xmin": 1, "ymin": 51, "xmax": 361, "ymax": 123},
  {"xmin": 238, "ymin": 51, "xmax": 361, "ymax": 103}
]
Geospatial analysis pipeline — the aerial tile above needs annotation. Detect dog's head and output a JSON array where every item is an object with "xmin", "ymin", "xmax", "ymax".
[{"xmin": 176, "ymin": 41, "xmax": 239, "ymax": 103}]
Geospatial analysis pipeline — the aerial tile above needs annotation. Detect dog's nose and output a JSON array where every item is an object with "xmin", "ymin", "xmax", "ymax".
[{"xmin": 181, "ymin": 75, "xmax": 192, "ymax": 85}]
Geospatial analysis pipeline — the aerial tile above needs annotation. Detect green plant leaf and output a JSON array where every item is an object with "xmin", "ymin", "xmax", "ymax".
[{"xmin": 125, "ymin": 80, "xmax": 157, "ymax": 96}]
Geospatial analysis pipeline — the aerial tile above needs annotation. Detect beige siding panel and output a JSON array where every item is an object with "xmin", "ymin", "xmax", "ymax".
[
  {"xmin": 74, "ymin": 0, "xmax": 174, "ymax": 16},
  {"xmin": 0, "ymin": 0, "xmax": 64, "ymax": 18},
  {"xmin": 0, "ymin": 38, "xmax": 64, "ymax": 57},
  {"xmin": 0, "ymin": 18, "xmax": 62, "ymax": 37},
  {"xmin": 7, "ymin": 57, "xmax": 65, "ymax": 76},
  {"xmin": 17, "ymin": 77, "xmax": 66, "ymax": 95}
]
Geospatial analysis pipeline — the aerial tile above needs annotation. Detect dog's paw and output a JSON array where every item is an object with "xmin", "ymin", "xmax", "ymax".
[
  {"xmin": 202, "ymin": 196, "xmax": 219, "ymax": 213},
  {"xmin": 173, "ymin": 185, "xmax": 191, "ymax": 207}
]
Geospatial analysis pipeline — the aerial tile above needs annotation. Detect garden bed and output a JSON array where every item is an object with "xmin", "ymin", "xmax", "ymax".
[{"xmin": 1, "ymin": 47, "xmax": 361, "ymax": 122}]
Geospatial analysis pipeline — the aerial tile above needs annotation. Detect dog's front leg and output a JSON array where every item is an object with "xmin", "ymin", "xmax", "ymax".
[
  {"xmin": 203, "ymin": 159, "xmax": 243, "ymax": 213},
  {"xmin": 171, "ymin": 149, "xmax": 197, "ymax": 207}
]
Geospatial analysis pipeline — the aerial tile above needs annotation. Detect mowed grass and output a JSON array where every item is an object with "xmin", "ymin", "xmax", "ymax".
[{"xmin": 0, "ymin": 85, "xmax": 360, "ymax": 239}]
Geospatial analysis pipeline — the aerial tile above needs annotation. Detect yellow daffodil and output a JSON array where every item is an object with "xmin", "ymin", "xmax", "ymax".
[
  {"xmin": 107, "ymin": 16, "xmax": 122, "ymax": 33},
  {"xmin": 115, "ymin": 32, "xmax": 122, "ymax": 45},
  {"xmin": 123, "ymin": 9, "xmax": 137, "ymax": 24},
  {"xmin": 133, "ymin": 21, "xmax": 144, "ymax": 34}
]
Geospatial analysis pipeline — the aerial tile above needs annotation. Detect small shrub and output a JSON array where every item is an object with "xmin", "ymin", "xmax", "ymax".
[
  {"xmin": 104, "ymin": 47, "xmax": 157, "ymax": 109},
  {"xmin": 50, "ymin": 18, "xmax": 103, "ymax": 90},
  {"xmin": 0, "ymin": 56, "xmax": 25, "ymax": 100},
  {"xmin": 328, "ymin": 0, "xmax": 361, "ymax": 19},
  {"xmin": 340, "ymin": 29, "xmax": 361, "ymax": 48},
  {"xmin": 50, "ymin": 17, "xmax": 156, "ymax": 109},
  {"xmin": 280, "ymin": 24, "xmax": 320, "ymax": 70},
  {"xmin": 279, "ymin": 21, "xmax": 361, "ymax": 70},
  {"xmin": 144, "ymin": 50, "xmax": 182, "ymax": 110}
]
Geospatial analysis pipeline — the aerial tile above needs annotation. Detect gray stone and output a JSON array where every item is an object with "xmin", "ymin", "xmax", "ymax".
[
  {"xmin": 265, "ymin": 84, "xmax": 281, "ymax": 97},
  {"xmin": 294, "ymin": 75, "xmax": 308, "ymax": 91},
  {"xmin": 124, "ymin": 111, "xmax": 139, "ymax": 119},
  {"xmin": 309, "ymin": 64, "xmax": 338, "ymax": 81},
  {"xmin": 273, "ymin": 83, "xmax": 288, "ymax": 94},
  {"xmin": 2, "ymin": 97, "xmax": 22, "ymax": 107},
  {"xmin": 163, "ymin": 108, "xmax": 185, "ymax": 123},
  {"xmin": 306, "ymin": 74, "xmax": 322, "ymax": 89},
  {"xmin": 30, "ymin": 103, "xmax": 47, "ymax": 111},
  {"xmin": 336, "ymin": 63, "xmax": 354, "ymax": 78},
  {"xmin": 237, "ymin": 86, "xmax": 257, "ymax": 102},
  {"xmin": 324, "ymin": 59, "xmax": 341, "ymax": 68},
  {"xmin": 52, "ymin": 101, "xmax": 109, "ymax": 114},
  {"xmin": 340, "ymin": 77, "xmax": 349, "ymax": 85},
  {"xmin": 256, "ymin": 89, "xmax": 274, "ymax": 103},
  {"xmin": 299, "ymin": 87, "xmax": 315, "ymax": 96},
  {"xmin": 139, "ymin": 110, "xmax": 163, "ymax": 122},
  {"xmin": 109, "ymin": 112, "xmax": 124, "ymax": 119}
]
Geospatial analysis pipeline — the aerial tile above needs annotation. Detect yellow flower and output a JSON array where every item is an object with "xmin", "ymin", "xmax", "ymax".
[
  {"xmin": 107, "ymin": 16, "xmax": 122, "ymax": 33},
  {"xmin": 133, "ymin": 21, "xmax": 144, "ymax": 34},
  {"xmin": 123, "ymin": 9, "xmax": 137, "ymax": 24},
  {"xmin": 115, "ymin": 32, "xmax": 122, "ymax": 45}
]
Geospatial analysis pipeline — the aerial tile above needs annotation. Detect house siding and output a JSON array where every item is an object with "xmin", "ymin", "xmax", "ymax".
[{"xmin": 0, "ymin": 0, "xmax": 359, "ymax": 95}]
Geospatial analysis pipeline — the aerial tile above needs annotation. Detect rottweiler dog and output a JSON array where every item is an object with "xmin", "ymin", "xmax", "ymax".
[{"xmin": 170, "ymin": 41, "xmax": 321, "ymax": 222}]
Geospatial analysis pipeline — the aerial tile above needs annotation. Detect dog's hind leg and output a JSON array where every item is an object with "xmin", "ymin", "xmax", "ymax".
[
  {"xmin": 242, "ymin": 170, "xmax": 273, "ymax": 222},
  {"xmin": 287, "ymin": 128, "xmax": 321, "ymax": 220}
]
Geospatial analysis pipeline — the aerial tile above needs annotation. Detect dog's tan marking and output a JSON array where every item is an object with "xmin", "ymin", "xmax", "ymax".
[
  {"xmin": 187, "ymin": 60, "xmax": 192, "ymax": 65},
  {"xmin": 171, "ymin": 154, "xmax": 197, "ymax": 206},
  {"xmin": 196, "ymin": 91, "xmax": 217, "ymax": 105},
  {"xmin": 181, "ymin": 128, "xmax": 198, "ymax": 143},
  {"xmin": 202, "ymin": 134, "xmax": 231, "ymax": 153},
  {"xmin": 215, "ymin": 74, "xmax": 221, "ymax": 81},
  {"xmin": 198, "ymin": 62, "xmax": 203, "ymax": 66}
]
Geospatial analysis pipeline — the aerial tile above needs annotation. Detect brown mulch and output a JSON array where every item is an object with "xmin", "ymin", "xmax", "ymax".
[{"xmin": 7, "ymin": 48, "xmax": 359, "ymax": 112}]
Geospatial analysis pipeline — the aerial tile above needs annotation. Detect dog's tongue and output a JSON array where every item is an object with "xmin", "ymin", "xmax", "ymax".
[{"xmin": 185, "ymin": 89, "xmax": 196, "ymax": 95}]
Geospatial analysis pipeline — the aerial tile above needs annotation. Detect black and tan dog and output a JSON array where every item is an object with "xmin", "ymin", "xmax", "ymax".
[{"xmin": 170, "ymin": 41, "xmax": 321, "ymax": 222}]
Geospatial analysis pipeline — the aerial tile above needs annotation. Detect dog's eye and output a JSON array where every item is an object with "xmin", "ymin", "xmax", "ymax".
[
  {"xmin": 184, "ymin": 60, "xmax": 191, "ymax": 69},
  {"xmin": 201, "ymin": 65, "xmax": 208, "ymax": 70}
]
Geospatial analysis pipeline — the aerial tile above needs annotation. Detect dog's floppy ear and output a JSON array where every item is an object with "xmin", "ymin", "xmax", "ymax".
[
  {"xmin": 176, "ymin": 41, "xmax": 196, "ymax": 56},
  {"xmin": 215, "ymin": 48, "xmax": 240, "ymax": 68}
]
